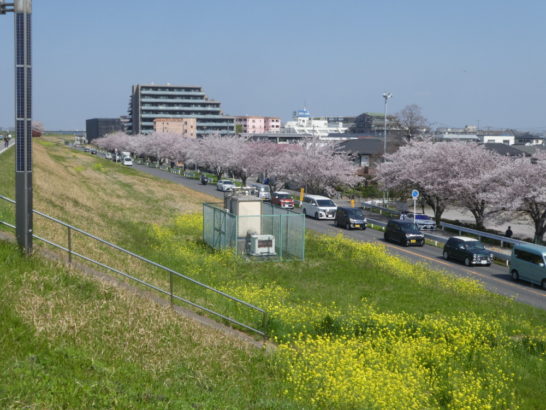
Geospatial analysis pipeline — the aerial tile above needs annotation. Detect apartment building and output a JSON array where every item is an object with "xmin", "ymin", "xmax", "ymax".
[
  {"xmin": 153, "ymin": 118, "xmax": 197, "ymax": 138},
  {"xmin": 234, "ymin": 116, "xmax": 281, "ymax": 134},
  {"xmin": 129, "ymin": 84, "xmax": 234, "ymax": 137}
]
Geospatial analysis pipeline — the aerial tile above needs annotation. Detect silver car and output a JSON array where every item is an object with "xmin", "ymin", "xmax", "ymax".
[{"xmin": 406, "ymin": 213, "xmax": 436, "ymax": 230}]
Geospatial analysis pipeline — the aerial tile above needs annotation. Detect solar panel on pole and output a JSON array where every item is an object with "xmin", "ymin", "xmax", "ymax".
[{"xmin": 14, "ymin": 0, "xmax": 32, "ymax": 252}]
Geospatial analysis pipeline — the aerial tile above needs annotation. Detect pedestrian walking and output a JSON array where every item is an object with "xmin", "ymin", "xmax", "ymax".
[{"xmin": 505, "ymin": 226, "xmax": 513, "ymax": 238}]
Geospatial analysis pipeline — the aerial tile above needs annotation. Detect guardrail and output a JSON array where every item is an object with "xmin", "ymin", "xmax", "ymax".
[
  {"xmin": 0, "ymin": 194, "xmax": 268, "ymax": 338},
  {"xmin": 439, "ymin": 222, "xmax": 524, "ymax": 248},
  {"xmin": 367, "ymin": 217, "xmax": 511, "ymax": 263},
  {"xmin": 362, "ymin": 202, "xmax": 401, "ymax": 219}
]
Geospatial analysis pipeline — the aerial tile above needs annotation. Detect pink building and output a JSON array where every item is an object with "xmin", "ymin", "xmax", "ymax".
[{"xmin": 235, "ymin": 116, "xmax": 281, "ymax": 134}]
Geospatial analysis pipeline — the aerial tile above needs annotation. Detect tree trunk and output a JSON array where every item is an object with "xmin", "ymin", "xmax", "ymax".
[{"xmin": 425, "ymin": 195, "xmax": 446, "ymax": 226}]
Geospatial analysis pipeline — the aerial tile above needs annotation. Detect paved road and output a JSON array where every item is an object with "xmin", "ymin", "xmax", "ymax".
[{"xmin": 133, "ymin": 163, "xmax": 546, "ymax": 310}]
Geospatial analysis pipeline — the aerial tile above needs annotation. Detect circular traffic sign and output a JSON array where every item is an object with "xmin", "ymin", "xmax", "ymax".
[{"xmin": 411, "ymin": 189, "xmax": 420, "ymax": 199}]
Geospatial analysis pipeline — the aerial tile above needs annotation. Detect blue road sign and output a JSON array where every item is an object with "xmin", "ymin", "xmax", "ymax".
[{"xmin": 411, "ymin": 189, "xmax": 419, "ymax": 199}]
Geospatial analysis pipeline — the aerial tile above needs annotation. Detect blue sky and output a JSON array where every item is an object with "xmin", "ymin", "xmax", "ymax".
[{"xmin": 0, "ymin": 0, "xmax": 545, "ymax": 131}]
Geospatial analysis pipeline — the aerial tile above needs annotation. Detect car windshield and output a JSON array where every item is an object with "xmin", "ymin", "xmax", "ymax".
[
  {"xmin": 223, "ymin": 181, "xmax": 234, "ymax": 185},
  {"xmin": 317, "ymin": 199, "xmax": 335, "ymax": 207},
  {"xmin": 466, "ymin": 241, "xmax": 485, "ymax": 249},
  {"xmin": 414, "ymin": 215, "xmax": 430, "ymax": 220},
  {"xmin": 346, "ymin": 209, "xmax": 364, "ymax": 218},
  {"xmin": 400, "ymin": 223, "xmax": 421, "ymax": 234},
  {"xmin": 276, "ymin": 193, "xmax": 291, "ymax": 199}
]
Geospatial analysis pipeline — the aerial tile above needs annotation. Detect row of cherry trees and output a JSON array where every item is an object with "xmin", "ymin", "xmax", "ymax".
[
  {"xmin": 376, "ymin": 140, "xmax": 546, "ymax": 243},
  {"xmin": 94, "ymin": 132, "xmax": 360, "ymax": 196}
]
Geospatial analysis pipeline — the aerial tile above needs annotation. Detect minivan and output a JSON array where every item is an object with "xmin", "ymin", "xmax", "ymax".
[
  {"xmin": 335, "ymin": 207, "xmax": 367, "ymax": 230},
  {"xmin": 250, "ymin": 183, "xmax": 271, "ymax": 200},
  {"xmin": 384, "ymin": 219, "xmax": 424, "ymax": 247},
  {"xmin": 509, "ymin": 243, "xmax": 546, "ymax": 289},
  {"xmin": 301, "ymin": 194, "xmax": 337, "ymax": 220}
]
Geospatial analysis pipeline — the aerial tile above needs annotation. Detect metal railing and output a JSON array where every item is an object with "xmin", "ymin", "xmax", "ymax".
[{"xmin": 0, "ymin": 194, "xmax": 268, "ymax": 338}]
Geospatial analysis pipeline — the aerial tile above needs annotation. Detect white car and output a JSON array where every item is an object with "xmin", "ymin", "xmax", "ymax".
[
  {"xmin": 104, "ymin": 152, "xmax": 113, "ymax": 160},
  {"xmin": 217, "ymin": 179, "xmax": 235, "ymax": 192},
  {"xmin": 122, "ymin": 156, "xmax": 133, "ymax": 166},
  {"xmin": 301, "ymin": 194, "xmax": 337, "ymax": 220},
  {"xmin": 405, "ymin": 213, "xmax": 436, "ymax": 230}
]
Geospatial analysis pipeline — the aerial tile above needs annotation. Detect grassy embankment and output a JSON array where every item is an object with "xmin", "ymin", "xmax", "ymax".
[{"xmin": 0, "ymin": 136, "xmax": 545, "ymax": 408}]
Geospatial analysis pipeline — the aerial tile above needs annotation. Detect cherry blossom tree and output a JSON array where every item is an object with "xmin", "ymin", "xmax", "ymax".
[
  {"xmin": 377, "ymin": 141, "xmax": 454, "ymax": 224},
  {"xmin": 487, "ymin": 151, "xmax": 546, "ymax": 243},
  {"xmin": 290, "ymin": 140, "xmax": 360, "ymax": 196}
]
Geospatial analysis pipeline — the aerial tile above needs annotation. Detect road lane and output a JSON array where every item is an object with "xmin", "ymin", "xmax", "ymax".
[{"xmin": 134, "ymin": 164, "xmax": 546, "ymax": 310}]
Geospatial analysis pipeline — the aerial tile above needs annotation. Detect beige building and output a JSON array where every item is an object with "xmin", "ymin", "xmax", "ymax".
[{"xmin": 153, "ymin": 118, "xmax": 197, "ymax": 138}]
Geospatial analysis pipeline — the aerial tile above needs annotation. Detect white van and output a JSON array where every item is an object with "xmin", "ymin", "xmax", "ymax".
[
  {"xmin": 509, "ymin": 243, "xmax": 546, "ymax": 289},
  {"xmin": 301, "ymin": 194, "xmax": 337, "ymax": 220},
  {"xmin": 250, "ymin": 183, "xmax": 271, "ymax": 200}
]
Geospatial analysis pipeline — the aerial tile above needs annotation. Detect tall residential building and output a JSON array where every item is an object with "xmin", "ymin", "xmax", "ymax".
[
  {"xmin": 129, "ymin": 84, "xmax": 234, "ymax": 136},
  {"xmin": 234, "ymin": 116, "xmax": 281, "ymax": 134},
  {"xmin": 153, "ymin": 118, "xmax": 197, "ymax": 138}
]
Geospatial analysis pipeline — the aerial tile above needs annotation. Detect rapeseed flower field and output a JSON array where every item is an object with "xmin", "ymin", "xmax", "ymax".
[{"xmin": 147, "ymin": 214, "xmax": 546, "ymax": 409}]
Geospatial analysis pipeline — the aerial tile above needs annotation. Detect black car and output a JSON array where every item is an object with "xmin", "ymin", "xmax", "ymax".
[
  {"xmin": 384, "ymin": 219, "xmax": 425, "ymax": 247},
  {"xmin": 335, "ymin": 207, "xmax": 367, "ymax": 230},
  {"xmin": 443, "ymin": 236, "xmax": 492, "ymax": 266}
]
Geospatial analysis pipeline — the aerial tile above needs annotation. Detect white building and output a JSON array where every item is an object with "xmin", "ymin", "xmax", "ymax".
[
  {"xmin": 283, "ymin": 108, "xmax": 348, "ymax": 138},
  {"xmin": 481, "ymin": 133, "xmax": 515, "ymax": 145}
]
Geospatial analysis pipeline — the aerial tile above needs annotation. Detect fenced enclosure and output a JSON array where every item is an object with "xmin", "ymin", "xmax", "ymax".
[
  {"xmin": 203, "ymin": 202, "xmax": 305, "ymax": 261},
  {"xmin": 0, "ymin": 194, "xmax": 268, "ymax": 338}
]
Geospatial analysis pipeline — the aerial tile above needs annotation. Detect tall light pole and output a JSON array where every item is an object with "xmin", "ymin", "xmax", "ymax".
[
  {"xmin": 382, "ymin": 92, "xmax": 392, "ymax": 205},
  {"xmin": 382, "ymin": 92, "xmax": 392, "ymax": 156},
  {"xmin": 1, "ymin": 0, "xmax": 33, "ymax": 252}
]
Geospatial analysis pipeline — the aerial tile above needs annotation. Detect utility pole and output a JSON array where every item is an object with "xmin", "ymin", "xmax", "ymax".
[{"xmin": 1, "ymin": 0, "xmax": 33, "ymax": 252}]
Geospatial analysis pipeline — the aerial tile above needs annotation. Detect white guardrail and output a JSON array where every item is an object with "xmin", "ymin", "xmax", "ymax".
[{"xmin": 362, "ymin": 203, "xmax": 514, "ymax": 263}]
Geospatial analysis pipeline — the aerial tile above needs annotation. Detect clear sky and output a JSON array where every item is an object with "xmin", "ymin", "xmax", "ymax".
[{"xmin": 0, "ymin": 0, "xmax": 545, "ymax": 131}]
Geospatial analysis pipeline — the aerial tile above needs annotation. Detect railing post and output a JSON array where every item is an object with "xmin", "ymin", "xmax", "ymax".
[
  {"xmin": 67, "ymin": 226, "xmax": 72, "ymax": 263},
  {"xmin": 169, "ymin": 271, "xmax": 174, "ymax": 306}
]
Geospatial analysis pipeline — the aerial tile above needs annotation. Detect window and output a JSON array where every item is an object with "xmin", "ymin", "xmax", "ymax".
[{"xmin": 515, "ymin": 249, "xmax": 544, "ymax": 265}]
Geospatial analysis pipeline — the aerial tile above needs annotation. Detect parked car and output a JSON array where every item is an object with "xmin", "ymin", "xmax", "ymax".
[
  {"xmin": 104, "ymin": 152, "xmax": 113, "ymax": 160},
  {"xmin": 217, "ymin": 179, "xmax": 235, "ymax": 192},
  {"xmin": 250, "ymin": 183, "xmax": 271, "ymax": 200},
  {"xmin": 301, "ymin": 194, "xmax": 337, "ymax": 220},
  {"xmin": 122, "ymin": 156, "xmax": 133, "ymax": 166},
  {"xmin": 271, "ymin": 191, "xmax": 294, "ymax": 209},
  {"xmin": 384, "ymin": 219, "xmax": 425, "ymax": 247},
  {"xmin": 509, "ymin": 243, "xmax": 546, "ymax": 288},
  {"xmin": 405, "ymin": 213, "xmax": 436, "ymax": 230},
  {"xmin": 442, "ymin": 236, "xmax": 492, "ymax": 266},
  {"xmin": 335, "ymin": 207, "xmax": 367, "ymax": 230}
]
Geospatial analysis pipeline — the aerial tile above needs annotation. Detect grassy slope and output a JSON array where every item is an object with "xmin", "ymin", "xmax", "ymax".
[
  {"xmin": 0, "ymin": 137, "xmax": 545, "ymax": 408},
  {"xmin": 0, "ymin": 240, "xmax": 289, "ymax": 408}
]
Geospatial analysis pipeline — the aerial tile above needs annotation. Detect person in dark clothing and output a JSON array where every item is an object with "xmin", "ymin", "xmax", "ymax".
[{"xmin": 505, "ymin": 226, "xmax": 513, "ymax": 238}]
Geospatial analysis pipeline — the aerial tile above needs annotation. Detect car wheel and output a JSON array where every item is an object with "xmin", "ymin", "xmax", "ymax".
[
  {"xmin": 345, "ymin": 223, "xmax": 351, "ymax": 230},
  {"xmin": 464, "ymin": 258, "xmax": 472, "ymax": 266},
  {"xmin": 404, "ymin": 239, "xmax": 410, "ymax": 247},
  {"xmin": 443, "ymin": 251, "xmax": 449, "ymax": 260},
  {"xmin": 334, "ymin": 219, "xmax": 338, "ymax": 227},
  {"xmin": 511, "ymin": 270, "xmax": 519, "ymax": 281},
  {"xmin": 361, "ymin": 226, "xmax": 366, "ymax": 231},
  {"xmin": 542, "ymin": 279, "xmax": 546, "ymax": 290},
  {"xmin": 315, "ymin": 212, "xmax": 319, "ymax": 220},
  {"xmin": 303, "ymin": 208, "xmax": 307, "ymax": 217}
]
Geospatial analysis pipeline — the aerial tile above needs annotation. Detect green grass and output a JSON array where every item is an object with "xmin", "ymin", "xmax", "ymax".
[
  {"xmin": 0, "ymin": 240, "xmax": 290, "ymax": 408},
  {"xmin": 1, "ymin": 137, "xmax": 546, "ymax": 408}
]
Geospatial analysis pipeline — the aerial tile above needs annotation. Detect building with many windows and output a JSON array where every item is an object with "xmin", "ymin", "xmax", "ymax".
[
  {"xmin": 128, "ymin": 84, "xmax": 234, "ymax": 136},
  {"xmin": 153, "ymin": 118, "xmax": 197, "ymax": 138},
  {"xmin": 234, "ymin": 116, "xmax": 281, "ymax": 134}
]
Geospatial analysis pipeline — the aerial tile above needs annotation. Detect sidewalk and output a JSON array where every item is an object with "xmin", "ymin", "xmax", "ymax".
[{"xmin": 0, "ymin": 139, "xmax": 14, "ymax": 155}]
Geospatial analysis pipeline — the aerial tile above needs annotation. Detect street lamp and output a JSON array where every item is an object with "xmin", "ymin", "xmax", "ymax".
[
  {"xmin": 382, "ymin": 92, "xmax": 392, "ymax": 205},
  {"xmin": 382, "ymin": 92, "xmax": 392, "ymax": 155}
]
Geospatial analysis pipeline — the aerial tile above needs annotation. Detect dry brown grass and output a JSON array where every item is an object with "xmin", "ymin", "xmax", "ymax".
[
  {"xmin": 14, "ymin": 267, "xmax": 259, "ymax": 373},
  {"xmin": 33, "ymin": 136, "xmax": 214, "ymax": 239}
]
